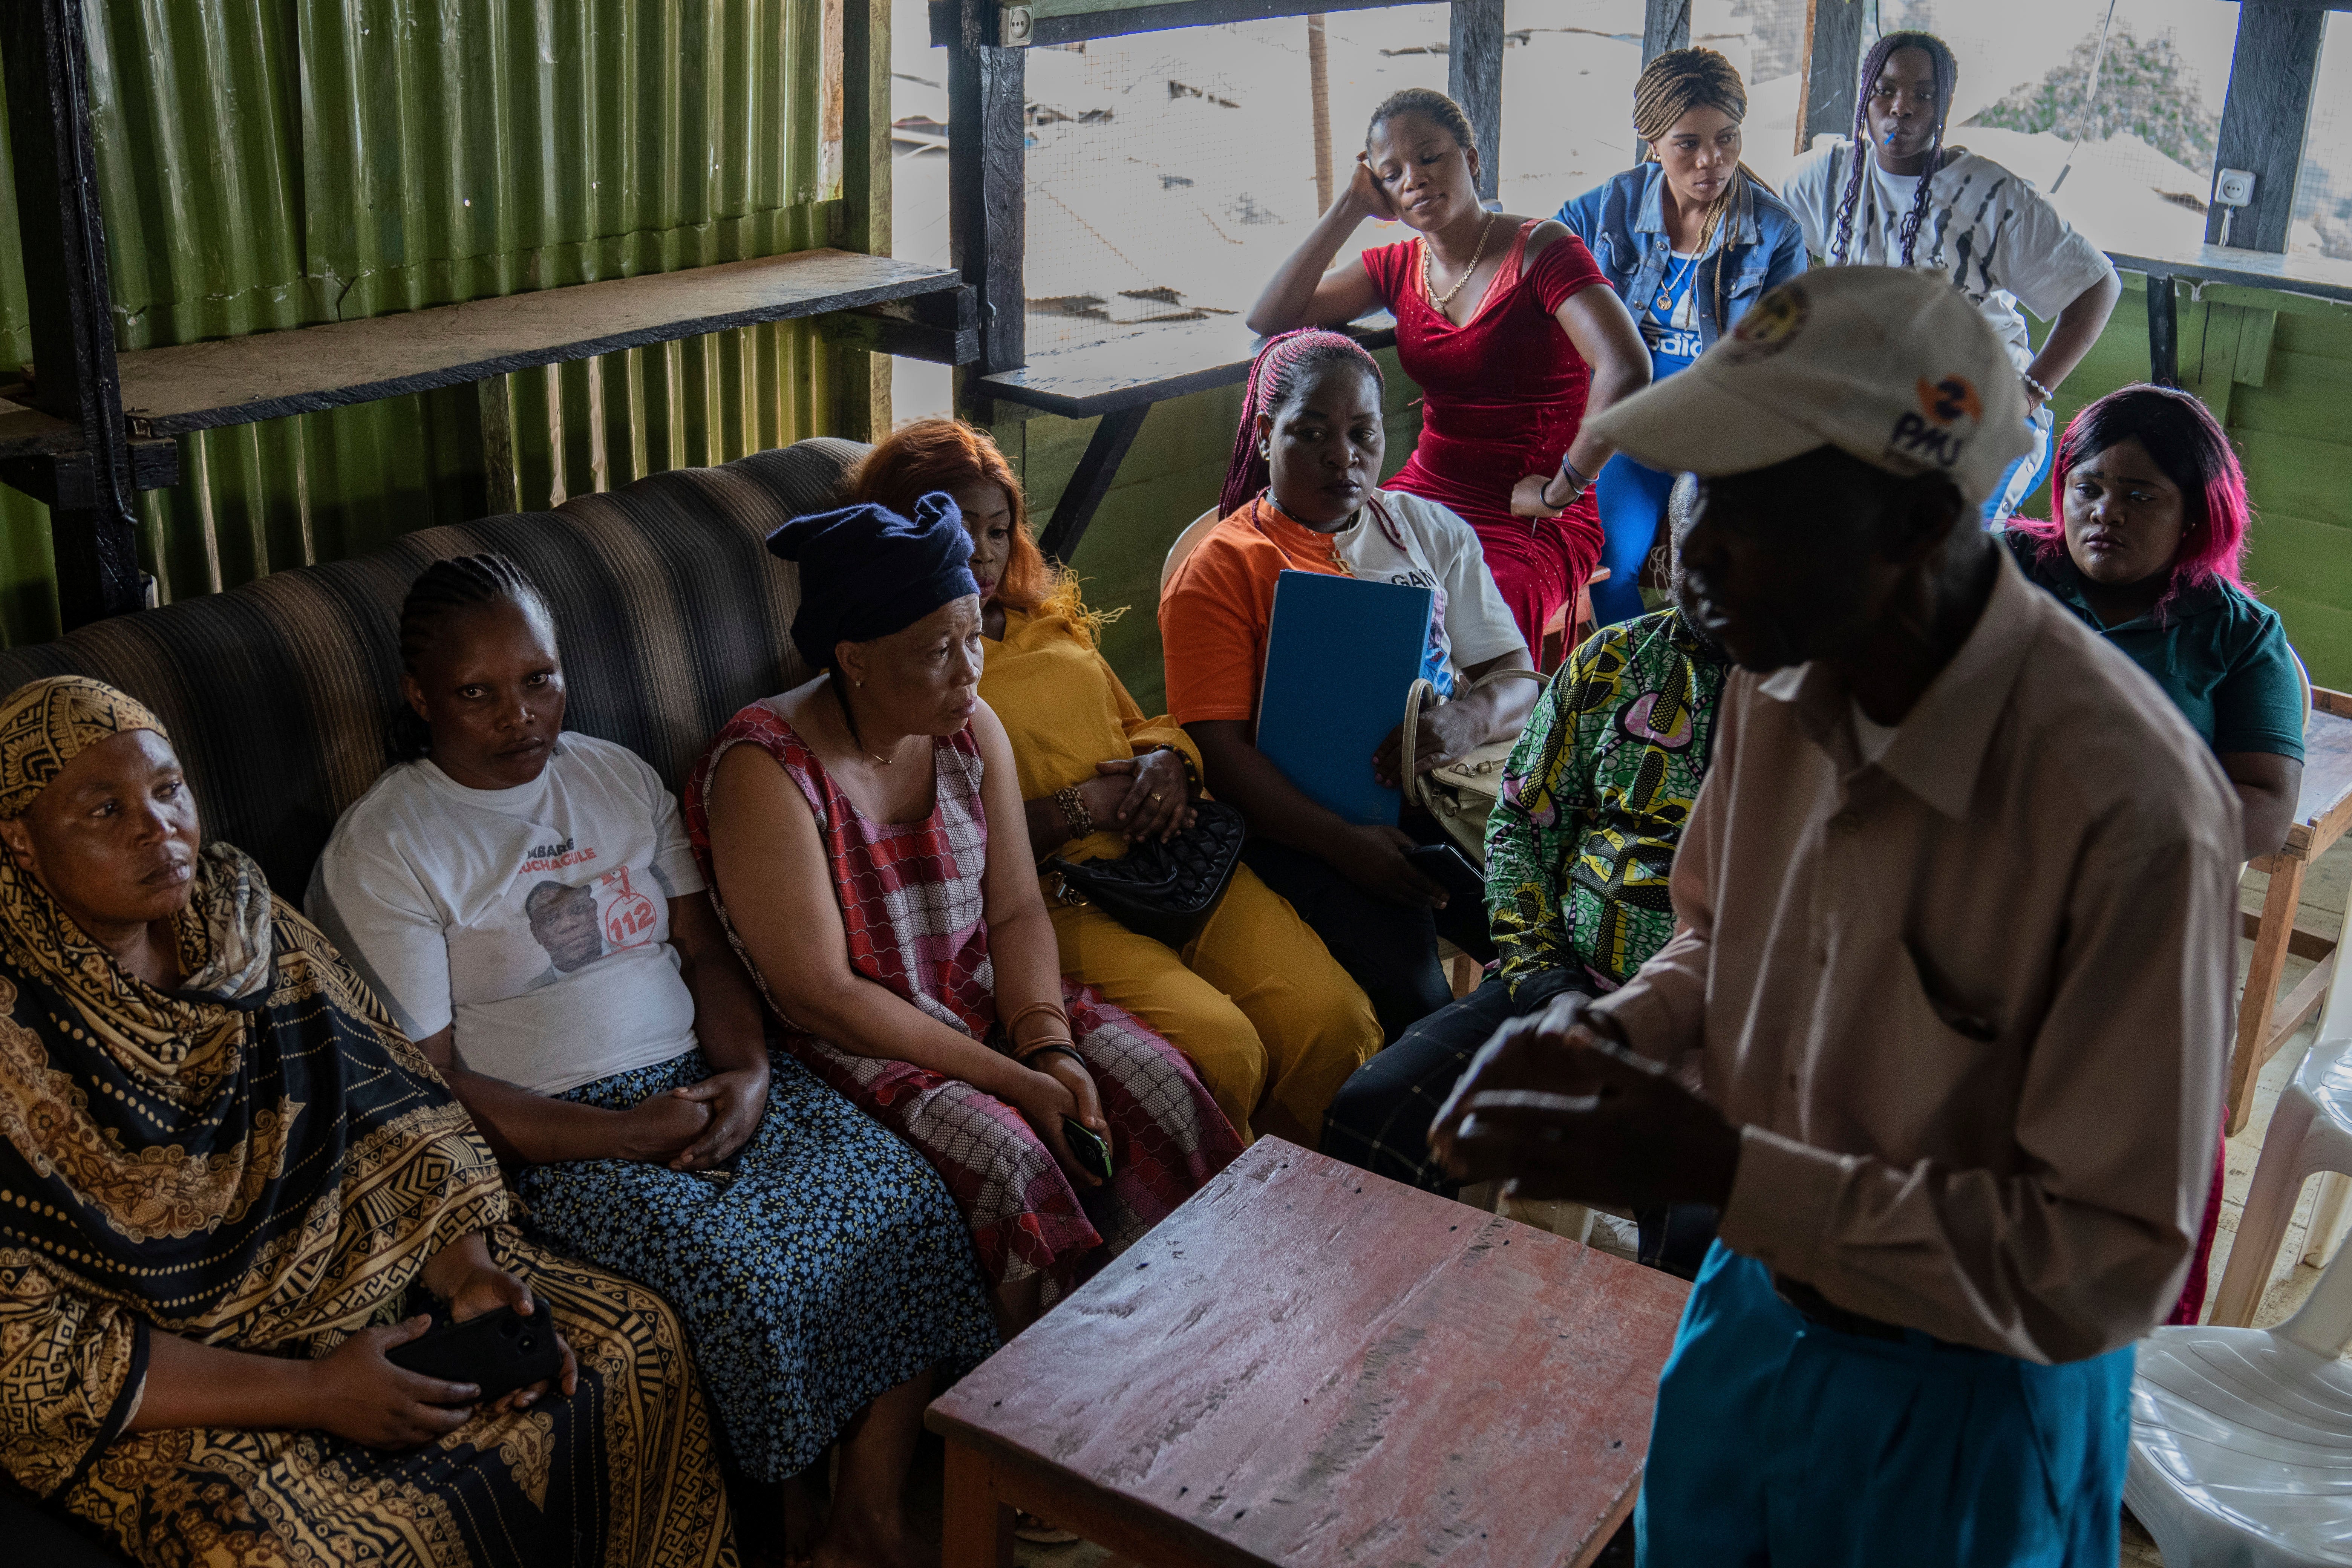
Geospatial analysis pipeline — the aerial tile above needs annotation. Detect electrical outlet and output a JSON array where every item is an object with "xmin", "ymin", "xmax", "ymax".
[{"xmin": 2216, "ymin": 169, "xmax": 2256, "ymax": 207}]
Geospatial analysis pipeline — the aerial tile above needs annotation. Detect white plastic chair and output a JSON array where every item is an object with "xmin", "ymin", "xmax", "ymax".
[
  {"xmin": 2211, "ymin": 1032, "xmax": 2352, "ymax": 1328},
  {"xmin": 2127, "ymin": 1230, "xmax": 2352, "ymax": 1563},
  {"xmin": 1158, "ymin": 507, "xmax": 1221, "ymax": 597},
  {"xmin": 2211, "ymin": 943, "xmax": 2352, "ymax": 1328}
]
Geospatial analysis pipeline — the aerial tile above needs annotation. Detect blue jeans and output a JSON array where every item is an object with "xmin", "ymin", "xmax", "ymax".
[
  {"xmin": 1983, "ymin": 411, "xmax": 2056, "ymax": 526},
  {"xmin": 1593, "ymin": 452, "xmax": 1676, "ymax": 626},
  {"xmin": 1636, "ymin": 1242, "xmax": 2131, "ymax": 1568}
]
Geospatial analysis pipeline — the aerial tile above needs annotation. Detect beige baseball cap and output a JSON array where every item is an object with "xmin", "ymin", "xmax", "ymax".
[{"xmin": 1585, "ymin": 265, "xmax": 2030, "ymax": 508}]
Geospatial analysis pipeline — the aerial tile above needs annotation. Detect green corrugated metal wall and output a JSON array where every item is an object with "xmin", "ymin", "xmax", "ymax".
[{"xmin": 0, "ymin": 0, "xmax": 844, "ymax": 646}]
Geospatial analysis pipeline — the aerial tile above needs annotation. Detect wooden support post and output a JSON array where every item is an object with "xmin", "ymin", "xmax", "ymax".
[
  {"xmin": 949, "ymin": 0, "xmax": 1027, "ymax": 387},
  {"xmin": 2230, "ymin": 852, "xmax": 2310, "ymax": 1136},
  {"xmin": 1637, "ymin": 0, "xmax": 1691, "ymax": 159},
  {"xmin": 1642, "ymin": 0, "xmax": 1690, "ymax": 64},
  {"xmin": 1448, "ymin": 0, "xmax": 1504, "ymax": 204},
  {"xmin": 1796, "ymin": 0, "xmax": 1865, "ymax": 156},
  {"xmin": 2, "ymin": 0, "xmax": 146, "ymax": 629},
  {"xmin": 833, "ymin": 0, "xmax": 895, "ymax": 436},
  {"xmin": 940, "ymin": 1442, "xmax": 1015, "ymax": 1568},
  {"xmin": 1037, "ymin": 404, "xmax": 1149, "ymax": 565},
  {"xmin": 2207, "ymin": 2, "xmax": 2325, "ymax": 254},
  {"xmin": 2146, "ymin": 271, "xmax": 2179, "ymax": 387},
  {"xmin": 1308, "ymin": 13, "xmax": 1333, "ymax": 213}
]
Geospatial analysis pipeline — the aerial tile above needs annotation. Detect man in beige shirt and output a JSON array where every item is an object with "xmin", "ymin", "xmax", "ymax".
[{"xmin": 1435, "ymin": 266, "xmax": 2238, "ymax": 1566}]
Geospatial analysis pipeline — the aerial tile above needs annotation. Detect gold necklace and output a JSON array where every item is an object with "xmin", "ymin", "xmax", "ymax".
[{"xmin": 1421, "ymin": 211, "xmax": 1498, "ymax": 310}]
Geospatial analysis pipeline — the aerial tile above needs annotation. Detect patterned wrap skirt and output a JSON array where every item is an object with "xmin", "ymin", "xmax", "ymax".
[
  {"xmin": 518, "ymin": 1048, "xmax": 998, "ymax": 1481},
  {"xmin": 784, "ymin": 983, "xmax": 1240, "ymax": 1305},
  {"xmin": 60, "ymin": 1233, "xmax": 737, "ymax": 1568}
]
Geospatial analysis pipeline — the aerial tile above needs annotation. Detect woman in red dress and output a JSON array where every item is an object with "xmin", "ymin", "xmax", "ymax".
[{"xmin": 1248, "ymin": 88, "xmax": 1651, "ymax": 652}]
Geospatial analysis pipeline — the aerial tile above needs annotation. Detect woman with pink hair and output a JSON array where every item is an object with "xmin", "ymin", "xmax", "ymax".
[
  {"xmin": 2006, "ymin": 384, "xmax": 2301, "ymax": 1329},
  {"xmin": 2004, "ymin": 384, "xmax": 2303, "ymax": 863}
]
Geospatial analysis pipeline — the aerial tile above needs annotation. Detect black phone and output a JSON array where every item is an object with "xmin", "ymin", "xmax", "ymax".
[
  {"xmin": 386, "ymin": 1305, "xmax": 564, "ymax": 1404},
  {"xmin": 1404, "ymin": 842, "xmax": 1486, "ymax": 907},
  {"xmin": 1061, "ymin": 1117, "xmax": 1116, "ymax": 1182}
]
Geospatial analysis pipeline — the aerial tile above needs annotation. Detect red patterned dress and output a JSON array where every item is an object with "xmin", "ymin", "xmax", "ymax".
[{"xmin": 684, "ymin": 701, "xmax": 1240, "ymax": 1299}]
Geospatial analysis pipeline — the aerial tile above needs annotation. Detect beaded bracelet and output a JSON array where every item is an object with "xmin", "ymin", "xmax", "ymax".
[
  {"xmin": 2021, "ymin": 370, "xmax": 2054, "ymax": 406},
  {"xmin": 1054, "ymin": 783, "xmax": 1095, "ymax": 841}
]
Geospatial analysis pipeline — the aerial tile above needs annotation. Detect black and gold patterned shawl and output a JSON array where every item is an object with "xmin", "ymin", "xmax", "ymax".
[{"xmin": 0, "ymin": 839, "xmax": 508, "ymax": 1499}]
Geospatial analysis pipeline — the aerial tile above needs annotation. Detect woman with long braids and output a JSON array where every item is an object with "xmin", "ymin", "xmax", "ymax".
[
  {"xmin": 1783, "ymin": 29, "xmax": 2122, "ymax": 524},
  {"xmin": 1556, "ymin": 47, "xmax": 1808, "ymax": 625},
  {"xmin": 1162, "ymin": 330, "xmax": 1537, "ymax": 1044},
  {"xmin": 311, "ymin": 555, "xmax": 998, "ymax": 1568},
  {"xmin": 1247, "ymin": 87, "xmax": 1651, "ymax": 655}
]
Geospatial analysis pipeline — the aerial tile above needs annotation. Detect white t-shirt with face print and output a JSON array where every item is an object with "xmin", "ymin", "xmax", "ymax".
[
  {"xmin": 1329, "ymin": 490, "xmax": 1528, "ymax": 698},
  {"xmin": 1783, "ymin": 141, "xmax": 2116, "ymax": 374},
  {"xmin": 306, "ymin": 733, "xmax": 706, "ymax": 1095}
]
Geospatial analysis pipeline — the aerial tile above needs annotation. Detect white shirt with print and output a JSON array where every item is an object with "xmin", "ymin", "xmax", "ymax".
[
  {"xmin": 1782, "ymin": 142, "xmax": 2116, "ymax": 372},
  {"xmin": 1333, "ymin": 489, "xmax": 1528, "ymax": 697},
  {"xmin": 307, "ymin": 733, "xmax": 706, "ymax": 1096}
]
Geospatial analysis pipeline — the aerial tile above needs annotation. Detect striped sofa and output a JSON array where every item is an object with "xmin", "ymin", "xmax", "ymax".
[
  {"xmin": 0, "ymin": 438, "xmax": 868, "ymax": 900},
  {"xmin": 0, "ymin": 436, "xmax": 867, "ymax": 1565}
]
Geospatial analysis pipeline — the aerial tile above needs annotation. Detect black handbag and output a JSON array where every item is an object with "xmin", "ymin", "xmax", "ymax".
[{"xmin": 1042, "ymin": 799, "xmax": 1246, "ymax": 951}]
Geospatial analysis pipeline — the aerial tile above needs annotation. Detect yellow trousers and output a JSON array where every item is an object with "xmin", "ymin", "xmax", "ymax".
[{"xmin": 1047, "ymin": 865, "xmax": 1382, "ymax": 1147}]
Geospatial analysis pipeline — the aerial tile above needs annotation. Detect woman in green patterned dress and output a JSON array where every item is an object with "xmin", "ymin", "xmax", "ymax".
[{"xmin": 1319, "ymin": 484, "xmax": 1730, "ymax": 1273}]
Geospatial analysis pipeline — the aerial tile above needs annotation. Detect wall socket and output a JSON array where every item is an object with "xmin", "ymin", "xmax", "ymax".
[{"xmin": 2214, "ymin": 168, "xmax": 2256, "ymax": 247}]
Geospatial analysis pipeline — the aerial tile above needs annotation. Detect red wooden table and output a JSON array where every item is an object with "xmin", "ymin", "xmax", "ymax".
[{"xmin": 926, "ymin": 1138, "xmax": 1690, "ymax": 1567}]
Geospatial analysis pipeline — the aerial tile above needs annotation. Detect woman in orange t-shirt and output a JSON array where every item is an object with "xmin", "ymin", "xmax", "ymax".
[
  {"xmin": 1161, "ymin": 332, "xmax": 1536, "ymax": 1044},
  {"xmin": 851, "ymin": 420, "xmax": 1380, "ymax": 1149}
]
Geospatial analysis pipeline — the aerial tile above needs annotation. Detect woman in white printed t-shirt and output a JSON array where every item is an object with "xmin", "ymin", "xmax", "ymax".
[
  {"xmin": 308, "ymin": 554, "xmax": 997, "ymax": 1568},
  {"xmin": 1781, "ymin": 29, "xmax": 2123, "ymax": 524}
]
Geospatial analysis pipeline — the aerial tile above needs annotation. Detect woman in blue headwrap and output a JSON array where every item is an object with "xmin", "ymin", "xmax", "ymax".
[{"xmin": 686, "ymin": 495, "xmax": 1242, "ymax": 1337}]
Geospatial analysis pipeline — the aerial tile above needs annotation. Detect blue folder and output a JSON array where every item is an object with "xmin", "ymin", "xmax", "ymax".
[{"xmin": 1255, "ymin": 569, "xmax": 1434, "ymax": 826}]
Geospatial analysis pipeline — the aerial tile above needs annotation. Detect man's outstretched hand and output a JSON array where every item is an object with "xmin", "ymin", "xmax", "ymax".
[{"xmin": 1429, "ymin": 991, "xmax": 1743, "ymax": 1212}]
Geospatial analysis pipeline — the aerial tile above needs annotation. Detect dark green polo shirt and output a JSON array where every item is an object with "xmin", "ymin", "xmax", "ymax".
[{"xmin": 2002, "ymin": 530, "xmax": 2305, "ymax": 761}]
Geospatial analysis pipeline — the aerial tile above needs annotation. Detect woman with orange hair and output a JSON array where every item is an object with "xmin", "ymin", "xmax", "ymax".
[{"xmin": 850, "ymin": 420, "xmax": 1380, "ymax": 1148}]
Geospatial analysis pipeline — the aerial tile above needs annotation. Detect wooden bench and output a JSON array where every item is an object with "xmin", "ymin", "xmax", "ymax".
[
  {"xmin": 2231, "ymin": 683, "xmax": 2352, "ymax": 1134},
  {"xmin": 977, "ymin": 312, "xmax": 1397, "ymax": 563},
  {"xmin": 926, "ymin": 1138, "xmax": 1689, "ymax": 1567}
]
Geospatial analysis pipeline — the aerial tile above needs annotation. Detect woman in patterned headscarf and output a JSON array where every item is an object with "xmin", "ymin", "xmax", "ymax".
[{"xmin": 0, "ymin": 677, "xmax": 737, "ymax": 1568}]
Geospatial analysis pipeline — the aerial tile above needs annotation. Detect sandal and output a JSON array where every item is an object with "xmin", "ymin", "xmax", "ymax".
[{"xmin": 1014, "ymin": 1511, "xmax": 1081, "ymax": 1545}]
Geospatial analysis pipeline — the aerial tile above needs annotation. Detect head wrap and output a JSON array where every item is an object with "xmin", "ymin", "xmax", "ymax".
[
  {"xmin": 767, "ymin": 493, "xmax": 980, "ymax": 669},
  {"xmin": 0, "ymin": 676, "xmax": 168, "ymax": 820},
  {"xmin": 1631, "ymin": 46, "xmax": 1748, "ymax": 145}
]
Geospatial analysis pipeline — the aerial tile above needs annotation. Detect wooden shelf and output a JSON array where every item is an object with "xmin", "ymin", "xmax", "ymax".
[
  {"xmin": 0, "ymin": 399, "xmax": 79, "ymax": 462},
  {"xmin": 101, "ymin": 249, "xmax": 960, "ymax": 438},
  {"xmin": 979, "ymin": 312, "xmax": 1398, "ymax": 420}
]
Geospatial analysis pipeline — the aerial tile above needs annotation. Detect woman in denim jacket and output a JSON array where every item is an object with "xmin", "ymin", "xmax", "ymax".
[{"xmin": 1556, "ymin": 49, "xmax": 1806, "ymax": 625}]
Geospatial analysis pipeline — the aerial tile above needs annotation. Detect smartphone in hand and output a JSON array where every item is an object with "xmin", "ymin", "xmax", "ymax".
[
  {"xmin": 1061, "ymin": 1118, "xmax": 1116, "ymax": 1181},
  {"xmin": 386, "ymin": 1306, "xmax": 563, "ymax": 1404},
  {"xmin": 1403, "ymin": 842, "xmax": 1486, "ymax": 908}
]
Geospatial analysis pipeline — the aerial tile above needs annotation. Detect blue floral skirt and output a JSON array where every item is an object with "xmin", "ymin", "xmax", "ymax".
[{"xmin": 519, "ymin": 1047, "xmax": 998, "ymax": 1481}]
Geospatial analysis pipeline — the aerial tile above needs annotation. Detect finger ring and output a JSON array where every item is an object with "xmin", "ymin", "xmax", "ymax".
[{"xmin": 1150, "ymin": 791, "xmax": 1165, "ymax": 803}]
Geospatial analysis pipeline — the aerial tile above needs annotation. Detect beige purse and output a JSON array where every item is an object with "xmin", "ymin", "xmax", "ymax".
[{"xmin": 1400, "ymin": 667, "xmax": 1550, "ymax": 864}]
